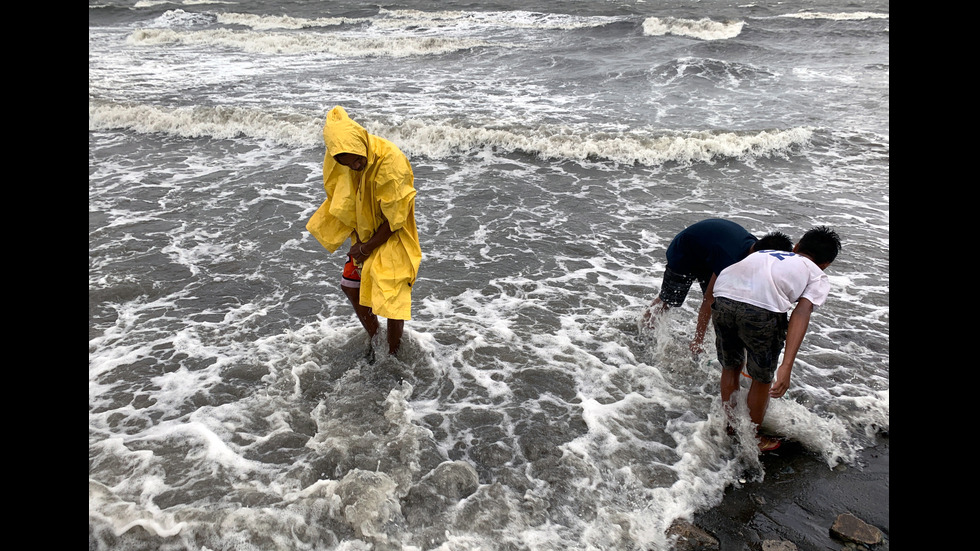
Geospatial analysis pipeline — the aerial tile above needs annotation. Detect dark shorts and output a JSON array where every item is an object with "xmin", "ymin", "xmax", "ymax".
[
  {"xmin": 341, "ymin": 255, "xmax": 361, "ymax": 288},
  {"xmin": 710, "ymin": 296, "xmax": 788, "ymax": 384},
  {"xmin": 658, "ymin": 266, "xmax": 709, "ymax": 307}
]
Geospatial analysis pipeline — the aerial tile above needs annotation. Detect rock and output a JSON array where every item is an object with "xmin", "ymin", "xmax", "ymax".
[
  {"xmin": 666, "ymin": 519, "xmax": 720, "ymax": 551},
  {"xmin": 761, "ymin": 541, "xmax": 797, "ymax": 551},
  {"xmin": 830, "ymin": 513, "xmax": 883, "ymax": 546}
]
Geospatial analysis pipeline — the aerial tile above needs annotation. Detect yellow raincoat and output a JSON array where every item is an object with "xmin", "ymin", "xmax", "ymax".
[{"xmin": 306, "ymin": 106, "xmax": 422, "ymax": 320}]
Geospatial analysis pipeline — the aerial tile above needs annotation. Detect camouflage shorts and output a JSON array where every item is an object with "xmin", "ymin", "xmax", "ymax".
[{"xmin": 710, "ymin": 296, "xmax": 788, "ymax": 384}]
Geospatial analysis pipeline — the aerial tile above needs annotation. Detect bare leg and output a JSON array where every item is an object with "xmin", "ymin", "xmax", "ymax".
[
  {"xmin": 720, "ymin": 367, "xmax": 741, "ymax": 404},
  {"xmin": 342, "ymin": 285, "xmax": 379, "ymax": 337},
  {"xmin": 642, "ymin": 297, "xmax": 669, "ymax": 327},
  {"xmin": 721, "ymin": 364, "xmax": 778, "ymax": 450},
  {"xmin": 746, "ymin": 379, "xmax": 772, "ymax": 427},
  {"xmin": 342, "ymin": 286, "xmax": 405, "ymax": 356},
  {"xmin": 720, "ymin": 366, "xmax": 742, "ymax": 432},
  {"xmin": 387, "ymin": 319, "xmax": 404, "ymax": 355},
  {"xmin": 746, "ymin": 378, "xmax": 779, "ymax": 451}
]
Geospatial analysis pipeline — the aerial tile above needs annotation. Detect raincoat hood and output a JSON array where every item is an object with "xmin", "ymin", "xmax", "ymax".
[{"xmin": 324, "ymin": 106, "xmax": 368, "ymax": 159}]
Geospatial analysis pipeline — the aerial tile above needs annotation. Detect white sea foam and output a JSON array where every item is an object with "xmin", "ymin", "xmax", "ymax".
[{"xmin": 642, "ymin": 17, "xmax": 745, "ymax": 40}]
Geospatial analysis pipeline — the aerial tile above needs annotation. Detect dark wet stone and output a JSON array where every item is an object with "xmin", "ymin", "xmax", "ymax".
[
  {"xmin": 666, "ymin": 519, "xmax": 720, "ymax": 551},
  {"xmin": 761, "ymin": 541, "xmax": 797, "ymax": 551},
  {"xmin": 831, "ymin": 513, "xmax": 883, "ymax": 546}
]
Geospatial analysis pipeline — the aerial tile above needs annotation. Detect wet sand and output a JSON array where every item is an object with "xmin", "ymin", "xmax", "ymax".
[{"xmin": 691, "ymin": 435, "xmax": 889, "ymax": 550}]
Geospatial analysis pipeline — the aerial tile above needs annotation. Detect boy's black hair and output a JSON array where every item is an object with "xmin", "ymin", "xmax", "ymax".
[
  {"xmin": 755, "ymin": 231, "xmax": 793, "ymax": 252},
  {"xmin": 797, "ymin": 226, "xmax": 842, "ymax": 265}
]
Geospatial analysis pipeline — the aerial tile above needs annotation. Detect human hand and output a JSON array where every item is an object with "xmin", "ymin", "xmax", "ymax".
[
  {"xmin": 349, "ymin": 242, "xmax": 370, "ymax": 264},
  {"xmin": 769, "ymin": 366, "xmax": 791, "ymax": 398},
  {"xmin": 688, "ymin": 339, "xmax": 705, "ymax": 358}
]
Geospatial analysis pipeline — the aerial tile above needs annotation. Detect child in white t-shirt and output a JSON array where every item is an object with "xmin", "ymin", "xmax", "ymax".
[{"xmin": 710, "ymin": 226, "xmax": 842, "ymax": 452}]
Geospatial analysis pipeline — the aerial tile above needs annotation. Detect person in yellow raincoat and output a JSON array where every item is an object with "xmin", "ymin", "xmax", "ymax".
[{"xmin": 306, "ymin": 106, "xmax": 422, "ymax": 356}]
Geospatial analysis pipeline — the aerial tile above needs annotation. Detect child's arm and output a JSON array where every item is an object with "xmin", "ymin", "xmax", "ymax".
[
  {"xmin": 690, "ymin": 273, "xmax": 719, "ymax": 356},
  {"xmin": 770, "ymin": 298, "xmax": 814, "ymax": 398}
]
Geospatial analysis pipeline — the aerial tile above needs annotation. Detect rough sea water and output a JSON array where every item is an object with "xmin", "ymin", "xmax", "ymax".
[{"xmin": 88, "ymin": 1, "xmax": 888, "ymax": 549}]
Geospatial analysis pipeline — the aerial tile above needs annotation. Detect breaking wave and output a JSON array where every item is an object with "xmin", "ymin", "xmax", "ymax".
[
  {"xmin": 88, "ymin": 100, "xmax": 814, "ymax": 167},
  {"xmin": 642, "ymin": 17, "xmax": 745, "ymax": 40}
]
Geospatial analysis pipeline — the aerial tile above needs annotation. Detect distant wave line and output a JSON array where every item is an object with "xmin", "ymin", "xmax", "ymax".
[
  {"xmin": 777, "ymin": 11, "xmax": 888, "ymax": 21},
  {"xmin": 88, "ymin": 101, "xmax": 814, "ymax": 166},
  {"xmin": 134, "ymin": 0, "xmax": 236, "ymax": 7},
  {"xmin": 215, "ymin": 12, "xmax": 366, "ymax": 30},
  {"xmin": 208, "ymin": 8, "xmax": 621, "ymax": 32},
  {"xmin": 374, "ymin": 8, "xmax": 625, "ymax": 31},
  {"xmin": 142, "ymin": 7, "xmax": 624, "ymax": 32},
  {"xmin": 126, "ymin": 28, "xmax": 498, "ymax": 56}
]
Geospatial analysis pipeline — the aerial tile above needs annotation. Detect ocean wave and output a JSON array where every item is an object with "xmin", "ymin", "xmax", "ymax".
[
  {"xmin": 89, "ymin": 101, "xmax": 814, "ymax": 167},
  {"xmin": 126, "ymin": 27, "xmax": 496, "ymax": 56},
  {"xmin": 88, "ymin": 101, "xmax": 323, "ymax": 147},
  {"xmin": 216, "ymin": 12, "xmax": 365, "ymax": 30},
  {"xmin": 140, "ymin": 7, "xmax": 624, "ymax": 33},
  {"xmin": 778, "ymin": 11, "xmax": 888, "ymax": 21},
  {"xmin": 376, "ymin": 120, "xmax": 813, "ymax": 166},
  {"xmin": 374, "ymin": 8, "xmax": 625, "ymax": 31},
  {"xmin": 144, "ymin": 9, "xmax": 356, "ymax": 31},
  {"xmin": 642, "ymin": 17, "xmax": 744, "ymax": 40},
  {"xmin": 147, "ymin": 8, "xmax": 217, "ymax": 27},
  {"xmin": 134, "ymin": 0, "xmax": 236, "ymax": 7},
  {"xmin": 650, "ymin": 56, "xmax": 776, "ymax": 87}
]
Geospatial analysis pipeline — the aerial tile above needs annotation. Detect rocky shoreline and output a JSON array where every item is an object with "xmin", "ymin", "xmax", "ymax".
[{"xmin": 671, "ymin": 436, "xmax": 889, "ymax": 550}]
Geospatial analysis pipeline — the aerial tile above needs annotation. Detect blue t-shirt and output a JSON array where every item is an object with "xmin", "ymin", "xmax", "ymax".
[{"xmin": 665, "ymin": 219, "xmax": 757, "ymax": 280}]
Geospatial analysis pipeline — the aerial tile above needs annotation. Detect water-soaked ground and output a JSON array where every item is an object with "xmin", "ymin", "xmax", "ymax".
[{"xmin": 692, "ymin": 436, "xmax": 889, "ymax": 550}]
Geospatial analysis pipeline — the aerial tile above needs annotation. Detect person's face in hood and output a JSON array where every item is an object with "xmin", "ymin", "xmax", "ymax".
[{"xmin": 334, "ymin": 153, "xmax": 368, "ymax": 171}]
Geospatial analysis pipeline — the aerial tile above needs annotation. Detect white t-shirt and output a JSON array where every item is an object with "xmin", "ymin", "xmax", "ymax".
[{"xmin": 713, "ymin": 250, "xmax": 830, "ymax": 313}]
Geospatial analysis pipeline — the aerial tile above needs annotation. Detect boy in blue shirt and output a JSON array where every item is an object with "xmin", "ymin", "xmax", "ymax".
[{"xmin": 644, "ymin": 219, "xmax": 793, "ymax": 355}]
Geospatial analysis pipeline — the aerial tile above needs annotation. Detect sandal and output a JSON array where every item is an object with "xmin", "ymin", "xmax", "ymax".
[{"xmin": 757, "ymin": 436, "xmax": 782, "ymax": 452}]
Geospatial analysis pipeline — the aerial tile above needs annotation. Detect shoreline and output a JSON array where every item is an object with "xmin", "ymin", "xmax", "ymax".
[{"xmin": 688, "ymin": 435, "xmax": 889, "ymax": 550}]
